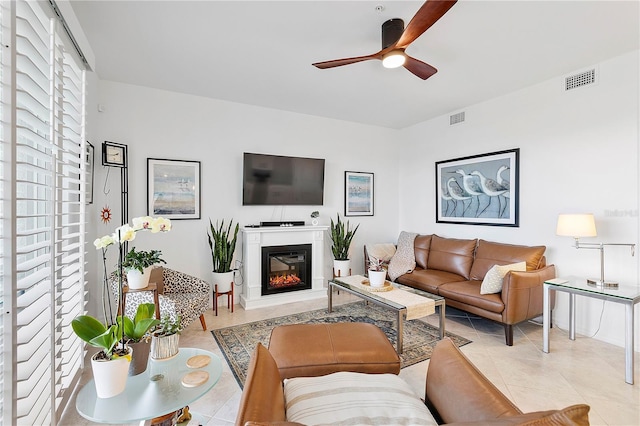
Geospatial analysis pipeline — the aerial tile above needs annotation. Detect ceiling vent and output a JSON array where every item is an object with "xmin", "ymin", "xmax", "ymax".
[
  {"xmin": 449, "ymin": 111, "xmax": 465, "ymax": 125},
  {"xmin": 565, "ymin": 68, "xmax": 597, "ymax": 91}
]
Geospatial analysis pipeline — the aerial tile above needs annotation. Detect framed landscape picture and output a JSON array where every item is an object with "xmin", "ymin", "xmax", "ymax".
[
  {"xmin": 345, "ymin": 171, "xmax": 374, "ymax": 216},
  {"xmin": 435, "ymin": 149, "xmax": 519, "ymax": 226},
  {"xmin": 147, "ymin": 158, "xmax": 201, "ymax": 220}
]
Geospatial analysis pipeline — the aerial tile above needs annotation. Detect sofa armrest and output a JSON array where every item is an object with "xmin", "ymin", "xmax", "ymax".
[
  {"xmin": 501, "ymin": 265, "xmax": 556, "ymax": 325},
  {"xmin": 425, "ymin": 338, "xmax": 521, "ymax": 423}
]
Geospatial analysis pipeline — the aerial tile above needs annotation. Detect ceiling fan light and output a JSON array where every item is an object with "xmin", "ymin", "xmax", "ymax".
[{"xmin": 382, "ymin": 51, "xmax": 405, "ymax": 69}]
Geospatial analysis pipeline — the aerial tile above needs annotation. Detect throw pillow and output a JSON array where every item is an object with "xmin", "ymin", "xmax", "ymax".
[
  {"xmin": 388, "ymin": 231, "xmax": 418, "ymax": 281},
  {"xmin": 480, "ymin": 262, "xmax": 526, "ymax": 295},
  {"xmin": 284, "ymin": 371, "xmax": 437, "ymax": 426}
]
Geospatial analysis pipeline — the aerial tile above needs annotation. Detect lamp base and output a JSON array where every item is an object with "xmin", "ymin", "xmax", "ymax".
[{"xmin": 586, "ymin": 278, "xmax": 619, "ymax": 289}]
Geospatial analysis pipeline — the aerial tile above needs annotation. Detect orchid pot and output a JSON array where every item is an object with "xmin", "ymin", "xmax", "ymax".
[
  {"xmin": 91, "ymin": 347, "xmax": 132, "ymax": 398},
  {"xmin": 126, "ymin": 266, "xmax": 152, "ymax": 290}
]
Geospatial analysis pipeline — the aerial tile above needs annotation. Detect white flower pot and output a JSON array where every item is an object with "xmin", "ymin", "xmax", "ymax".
[
  {"xmin": 333, "ymin": 260, "xmax": 351, "ymax": 278},
  {"xmin": 368, "ymin": 270, "xmax": 387, "ymax": 288},
  {"xmin": 91, "ymin": 347, "xmax": 132, "ymax": 398},
  {"xmin": 127, "ymin": 266, "xmax": 152, "ymax": 289},
  {"xmin": 212, "ymin": 271, "xmax": 234, "ymax": 294}
]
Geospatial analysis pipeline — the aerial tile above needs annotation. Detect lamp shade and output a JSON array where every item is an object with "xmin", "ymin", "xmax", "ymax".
[{"xmin": 556, "ymin": 214, "xmax": 597, "ymax": 237}]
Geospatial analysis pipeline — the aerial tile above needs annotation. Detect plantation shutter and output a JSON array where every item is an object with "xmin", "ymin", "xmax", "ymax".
[{"xmin": 1, "ymin": 0, "xmax": 87, "ymax": 424}]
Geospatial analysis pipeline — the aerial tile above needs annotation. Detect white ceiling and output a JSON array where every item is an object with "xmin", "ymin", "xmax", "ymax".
[{"xmin": 69, "ymin": 0, "xmax": 639, "ymax": 129}]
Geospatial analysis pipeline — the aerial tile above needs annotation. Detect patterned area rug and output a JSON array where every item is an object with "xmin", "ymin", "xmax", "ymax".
[{"xmin": 211, "ymin": 302, "xmax": 471, "ymax": 388}]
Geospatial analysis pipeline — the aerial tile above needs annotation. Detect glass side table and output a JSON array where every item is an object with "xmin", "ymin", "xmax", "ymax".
[
  {"xmin": 76, "ymin": 348, "xmax": 222, "ymax": 424},
  {"xmin": 542, "ymin": 277, "xmax": 640, "ymax": 384}
]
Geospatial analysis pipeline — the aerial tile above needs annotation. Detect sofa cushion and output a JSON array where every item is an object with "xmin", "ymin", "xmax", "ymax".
[
  {"xmin": 480, "ymin": 262, "xmax": 527, "ymax": 295},
  {"xmin": 396, "ymin": 268, "xmax": 464, "ymax": 294},
  {"xmin": 414, "ymin": 234, "xmax": 433, "ymax": 269},
  {"xmin": 427, "ymin": 235, "xmax": 477, "ymax": 280},
  {"xmin": 438, "ymin": 281, "xmax": 505, "ymax": 314},
  {"xmin": 388, "ymin": 231, "xmax": 418, "ymax": 280},
  {"xmin": 284, "ymin": 371, "xmax": 437, "ymax": 426},
  {"xmin": 470, "ymin": 240, "xmax": 546, "ymax": 281}
]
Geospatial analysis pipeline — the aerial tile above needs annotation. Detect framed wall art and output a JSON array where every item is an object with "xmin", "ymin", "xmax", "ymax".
[
  {"xmin": 85, "ymin": 141, "xmax": 94, "ymax": 204},
  {"xmin": 345, "ymin": 171, "xmax": 374, "ymax": 216},
  {"xmin": 147, "ymin": 158, "xmax": 201, "ymax": 220},
  {"xmin": 436, "ymin": 149, "xmax": 519, "ymax": 226}
]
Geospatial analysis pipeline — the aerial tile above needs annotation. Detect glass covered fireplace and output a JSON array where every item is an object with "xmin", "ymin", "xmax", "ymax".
[{"xmin": 261, "ymin": 244, "xmax": 312, "ymax": 296}]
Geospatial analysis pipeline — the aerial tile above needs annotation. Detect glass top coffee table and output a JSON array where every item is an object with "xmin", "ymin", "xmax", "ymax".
[
  {"xmin": 76, "ymin": 348, "xmax": 222, "ymax": 424},
  {"xmin": 329, "ymin": 275, "xmax": 445, "ymax": 354}
]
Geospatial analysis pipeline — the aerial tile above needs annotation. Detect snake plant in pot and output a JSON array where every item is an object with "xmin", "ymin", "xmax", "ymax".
[
  {"xmin": 330, "ymin": 214, "xmax": 359, "ymax": 278},
  {"xmin": 207, "ymin": 219, "xmax": 239, "ymax": 294}
]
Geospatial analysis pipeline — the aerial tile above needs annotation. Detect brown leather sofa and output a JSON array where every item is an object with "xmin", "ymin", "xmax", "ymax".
[
  {"xmin": 236, "ymin": 337, "xmax": 590, "ymax": 425},
  {"xmin": 365, "ymin": 235, "xmax": 556, "ymax": 345}
]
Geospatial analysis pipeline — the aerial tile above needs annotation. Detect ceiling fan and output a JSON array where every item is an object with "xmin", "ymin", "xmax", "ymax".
[{"xmin": 312, "ymin": 0, "xmax": 457, "ymax": 80}]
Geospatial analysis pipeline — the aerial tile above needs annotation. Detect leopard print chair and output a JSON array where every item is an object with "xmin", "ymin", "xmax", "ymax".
[{"xmin": 109, "ymin": 267, "xmax": 209, "ymax": 331}]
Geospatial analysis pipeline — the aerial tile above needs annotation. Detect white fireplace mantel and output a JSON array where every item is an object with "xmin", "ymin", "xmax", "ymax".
[{"xmin": 240, "ymin": 225, "xmax": 329, "ymax": 309}]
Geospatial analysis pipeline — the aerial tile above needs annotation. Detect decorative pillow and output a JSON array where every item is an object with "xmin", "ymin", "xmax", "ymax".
[
  {"xmin": 480, "ymin": 262, "xmax": 526, "ymax": 295},
  {"xmin": 284, "ymin": 371, "xmax": 437, "ymax": 426},
  {"xmin": 388, "ymin": 231, "xmax": 418, "ymax": 281}
]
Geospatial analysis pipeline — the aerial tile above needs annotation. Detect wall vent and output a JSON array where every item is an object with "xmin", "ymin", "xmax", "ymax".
[
  {"xmin": 450, "ymin": 111, "xmax": 465, "ymax": 125},
  {"xmin": 565, "ymin": 68, "xmax": 596, "ymax": 91}
]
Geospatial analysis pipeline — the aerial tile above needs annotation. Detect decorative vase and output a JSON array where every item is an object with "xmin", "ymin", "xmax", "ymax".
[
  {"xmin": 127, "ymin": 266, "xmax": 152, "ymax": 289},
  {"xmin": 311, "ymin": 218, "xmax": 319, "ymax": 226},
  {"xmin": 127, "ymin": 339, "xmax": 151, "ymax": 376},
  {"xmin": 150, "ymin": 333, "xmax": 180, "ymax": 360},
  {"xmin": 212, "ymin": 271, "xmax": 234, "ymax": 294},
  {"xmin": 91, "ymin": 347, "xmax": 132, "ymax": 398},
  {"xmin": 333, "ymin": 259, "xmax": 351, "ymax": 278},
  {"xmin": 368, "ymin": 270, "xmax": 387, "ymax": 288}
]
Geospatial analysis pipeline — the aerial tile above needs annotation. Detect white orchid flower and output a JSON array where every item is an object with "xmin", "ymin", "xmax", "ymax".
[
  {"xmin": 114, "ymin": 224, "xmax": 137, "ymax": 243},
  {"xmin": 93, "ymin": 235, "xmax": 115, "ymax": 249},
  {"xmin": 150, "ymin": 217, "xmax": 172, "ymax": 233},
  {"xmin": 132, "ymin": 216, "xmax": 153, "ymax": 231}
]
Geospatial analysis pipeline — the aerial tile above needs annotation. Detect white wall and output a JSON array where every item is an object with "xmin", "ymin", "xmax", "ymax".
[
  {"xmin": 398, "ymin": 50, "xmax": 640, "ymax": 349},
  {"xmin": 86, "ymin": 82, "xmax": 400, "ymax": 315}
]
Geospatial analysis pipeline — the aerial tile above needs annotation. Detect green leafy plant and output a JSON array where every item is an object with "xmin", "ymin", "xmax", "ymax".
[
  {"xmin": 71, "ymin": 315, "xmax": 125, "ymax": 360},
  {"xmin": 122, "ymin": 248, "xmax": 166, "ymax": 273},
  {"xmin": 118, "ymin": 303, "xmax": 160, "ymax": 343},
  {"xmin": 208, "ymin": 219, "xmax": 239, "ymax": 273},
  {"xmin": 154, "ymin": 315, "xmax": 181, "ymax": 337},
  {"xmin": 330, "ymin": 214, "xmax": 359, "ymax": 260}
]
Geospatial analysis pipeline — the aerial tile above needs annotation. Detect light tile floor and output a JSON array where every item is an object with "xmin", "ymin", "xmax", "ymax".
[{"xmin": 61, "ymin": 292, "xmax": 640, "ymax": 425}]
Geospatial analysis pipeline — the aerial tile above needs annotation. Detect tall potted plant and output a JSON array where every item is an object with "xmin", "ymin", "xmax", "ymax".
[
  {"xmin": 207, "ymin": 219, "xmax": 239, "ymax": 293},
  {"xmin": 330, "ymin": 214, "xmax": 359, "ymax": 277},
  {"xmin": 122, "ymin": 248, "xmax": 166, "ymax": 289},
  {"xmin": 72, "ymin": 316, "xmax": 131, "ymax": 398}
]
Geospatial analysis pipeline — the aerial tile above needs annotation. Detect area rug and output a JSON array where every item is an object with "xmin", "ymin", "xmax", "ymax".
[{"xmin": 211, "ymin": 302, "xmax": 471, "ymax": 388}]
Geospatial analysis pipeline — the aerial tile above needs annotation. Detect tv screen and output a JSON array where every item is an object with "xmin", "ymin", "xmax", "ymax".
[{"xmin": 242, "ymin": 153, "xmax": 325, "ymax": 206}]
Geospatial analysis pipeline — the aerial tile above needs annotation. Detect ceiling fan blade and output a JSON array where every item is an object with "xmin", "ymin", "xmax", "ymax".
[
  {"xmin": 395, "ymin": 0, "xmax": 457, "ymax": 49},
  {"xmin": 312, "ymin": 52, "xmax": 382, "ymax": 69},
  {"xmin": 403, "ymin": 55, "xmax": 438, "ymax": 80}
]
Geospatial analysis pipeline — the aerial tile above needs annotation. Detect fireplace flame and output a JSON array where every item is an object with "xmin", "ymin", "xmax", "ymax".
[{"xmin": 269, "ymin": 273, "xmax": 302, "ymax": 288}]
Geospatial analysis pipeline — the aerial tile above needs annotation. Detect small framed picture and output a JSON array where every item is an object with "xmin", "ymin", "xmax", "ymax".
[
  {"xmin": 345, "ymin": 171, "xmax": 374, "ymax": 217},
  {"xmin": 147, "ymin": 158, "xmax": 201, "ymax": 220},
  {"xmin": 85, "ymin": 141, "xmax": 94, "ymax": 204},
  {"xmin": 102, "ymin": 141, "xmax": 127, "ymax": 167}
]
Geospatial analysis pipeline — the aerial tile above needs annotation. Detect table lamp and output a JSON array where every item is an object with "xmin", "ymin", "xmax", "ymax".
[{"xmin": 556, "ymin": 213, "xmax": 635, "ymax": 288}]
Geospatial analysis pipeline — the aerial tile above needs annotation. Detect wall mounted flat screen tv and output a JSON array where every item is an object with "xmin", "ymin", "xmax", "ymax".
[{"xmin": 242, "ymin": 153, "xmax": 325, "ymax": 206}]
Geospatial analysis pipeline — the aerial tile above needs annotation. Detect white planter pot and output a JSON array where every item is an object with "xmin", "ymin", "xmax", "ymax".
[
  {"xmin": 368, "ymin": 270, "xmax": 387, "ymax": 288},
  {"xmin": 333, "ymin": 260, "xmax": 351, "ymax": 278},
  {"xmin": 126, "ymin": 266, "xmax": 152, "ymax": 289},
  {"xmin": 91, "ymin": 348, "xmax": 132, "ymax": 399},
  {"xmin": 212, "ymin": 271, "xmax": 234, "ymax": 294}
]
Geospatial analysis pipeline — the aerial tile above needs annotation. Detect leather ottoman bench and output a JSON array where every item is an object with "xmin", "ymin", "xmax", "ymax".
[{"xmin": 267, "ymin": 322, "xmax": 401, "ymax": 380}]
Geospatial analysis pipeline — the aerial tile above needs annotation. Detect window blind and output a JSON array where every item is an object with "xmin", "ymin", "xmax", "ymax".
[{"xmin": 1, "ymin": 1, "xmax": 87, "ymax": 424}]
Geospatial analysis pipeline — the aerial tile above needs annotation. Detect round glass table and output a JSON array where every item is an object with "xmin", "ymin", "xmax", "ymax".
[{"xmin": 76, "ymin": 348, "xmax": 222, "ymax": 424}]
